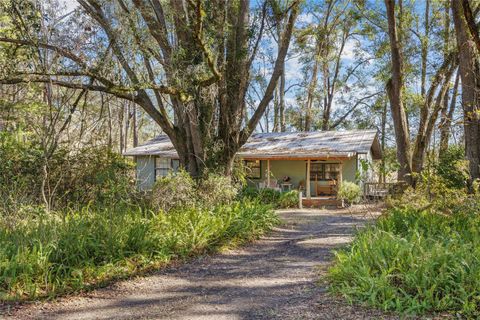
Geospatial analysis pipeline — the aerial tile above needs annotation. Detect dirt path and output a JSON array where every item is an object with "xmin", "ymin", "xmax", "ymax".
[{"xmin": 6, "ymin": 206, "xmax": 398, "ymax": 320}]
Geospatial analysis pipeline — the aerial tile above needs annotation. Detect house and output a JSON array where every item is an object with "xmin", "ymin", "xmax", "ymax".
[{"xmin": 124, "ymin": 130, "xmax": 382, "ymax": 207}]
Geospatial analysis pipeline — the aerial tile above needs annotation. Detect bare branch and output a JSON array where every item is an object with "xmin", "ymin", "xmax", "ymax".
[
  {"xmin": 241, "ymin": 0, "xmax": 300, "ymax": 143},
  {"xmin": 330, "ymin": 91, "xmax": 383, "ymax": 129}
]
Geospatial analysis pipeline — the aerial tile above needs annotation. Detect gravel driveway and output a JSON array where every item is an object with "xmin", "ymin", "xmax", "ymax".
[{"xmin": 5, "ymin": 206, "xmax": 398, "ymax": 320}]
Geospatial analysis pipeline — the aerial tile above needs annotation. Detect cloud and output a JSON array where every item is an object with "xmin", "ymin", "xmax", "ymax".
[
  {"xmin": 284, "ymin": 55, "xmax": 303, "ymax": 82},
  {"xmin": 342, "ymin": 39, "xmax": 357, "ymax": 61},
  {"xmin": 297, "ymin": 12, "xmax": 315, "ymax": 25},
  {"xmin": 58, "ymin": 0, "xmax": 78, "ymax": 12}
]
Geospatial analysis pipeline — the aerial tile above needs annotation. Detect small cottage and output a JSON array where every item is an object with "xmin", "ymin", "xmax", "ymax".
[{"xmin": 124, "ymin": 130, "xmax": 382, "ymax": 206}]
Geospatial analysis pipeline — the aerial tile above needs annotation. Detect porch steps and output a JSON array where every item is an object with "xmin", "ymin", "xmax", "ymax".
[{"xmin": 302, "ymin": 197, "xmax": 342, "ymax": 208}]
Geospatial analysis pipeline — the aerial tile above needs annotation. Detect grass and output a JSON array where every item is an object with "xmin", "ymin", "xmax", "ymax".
[
  {"xmin": 0, "ymin": 200, "xmax": 278, "ymax": 300},
  {"xmin": 328, "ymin": 207, "xmax": 480, "ymax": 317}
]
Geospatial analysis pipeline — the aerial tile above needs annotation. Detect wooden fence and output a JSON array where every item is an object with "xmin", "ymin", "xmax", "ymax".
[{"xmin": 363, "ymin": 182, "xmax": 408, "ymax": 199}]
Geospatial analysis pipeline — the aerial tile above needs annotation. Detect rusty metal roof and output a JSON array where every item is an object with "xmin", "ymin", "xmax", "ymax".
[{"xmin": 123, "ymin": 130, "xmax": 382, "ymax": 160}]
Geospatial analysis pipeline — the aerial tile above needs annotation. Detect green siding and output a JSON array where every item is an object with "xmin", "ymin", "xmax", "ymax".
[
  {"xmin": 245, "ymin": 158, "xmax": 359, "ymax": 189},
  {"xmin": 342, "ymin": 157, "xmax": 357, "ymax": 182},
  {"xmin": 138, "ymin": 155, "xmax": 367, "ymax": 191},
  {"xmin": 269, "ymin": 160, "xmax": 305, "ymax": 186}
]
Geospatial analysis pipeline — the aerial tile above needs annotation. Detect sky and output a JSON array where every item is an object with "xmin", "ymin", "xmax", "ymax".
[
  {"xmin": 60, "ymin": 0, "xmax": 78, "ymax": 11},
  {"xmin": 55, "ymin": 0, "xmax": 378, "ymax": 134}
]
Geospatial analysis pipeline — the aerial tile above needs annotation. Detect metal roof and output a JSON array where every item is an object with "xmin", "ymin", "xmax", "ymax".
[{"xmin": 123, "ymin": 129, "xmax": 382, "ymax": 160}]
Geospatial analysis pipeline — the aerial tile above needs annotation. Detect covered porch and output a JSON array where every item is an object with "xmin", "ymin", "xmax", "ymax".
[{"xmin": 242, "ymin": 155, "xmax": 358, "ymax": 207}]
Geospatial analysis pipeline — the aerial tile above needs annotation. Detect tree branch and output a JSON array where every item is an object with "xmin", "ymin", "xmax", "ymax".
[
  {"xmin": 330, "ymin": 91, "xmax": 383, "ymax": 129},
  {"xmin": 241, "ymin": 0, "xmax": 300, "ymax": 143},
  {"xmin": 462, "ymin": 0, "xmax": 480, "ymax": 53}
]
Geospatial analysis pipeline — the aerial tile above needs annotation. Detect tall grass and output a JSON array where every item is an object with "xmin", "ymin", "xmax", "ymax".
[
  {"xmin": 0, "ymin": 200, "xmax": 278, "ymax": 300},
  {"xmin": 329, "ymin": 207, "xmax": 480, "ymax": 317}
]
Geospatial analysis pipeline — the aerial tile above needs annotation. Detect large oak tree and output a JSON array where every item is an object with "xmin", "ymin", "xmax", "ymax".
[
  {"xmin": 451, "ymin": 0, "xmax": 480, "ymax": 188},
  {"xmin": 0, "ymin": 0, "xmax": 300, "ymax": 176}
]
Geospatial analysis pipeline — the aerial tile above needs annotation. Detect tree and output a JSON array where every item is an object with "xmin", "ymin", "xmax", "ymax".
[
  {"xmin": 0, "ymin": 0, "xmax": 300, "ymax": 177},
  {"xmin": 439, "ymin": 72, "xmax": 459, "ymax": 154},
  {"xmin": 384, "ymin": 0, "xmax": 413, "ymax": 184},
  {"xmin": 451, "ymin": 0, "xmax": 480, "ymax": 187},
  {"xmin": 291, "ymin": 0, "xmax": 375, "ymax": 132},
  {"xmin": 270, "ymin": 0, "xmax": 289, "ymax": 132}
]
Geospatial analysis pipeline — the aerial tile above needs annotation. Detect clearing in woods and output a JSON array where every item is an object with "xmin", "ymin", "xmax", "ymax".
[{"xmin": 6, "ymin": 206, "xmax": 397, "ymax": 320}]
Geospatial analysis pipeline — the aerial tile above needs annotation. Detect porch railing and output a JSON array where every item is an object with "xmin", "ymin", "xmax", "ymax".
[{"xmin": 363, "ymin": 182, "xmax": 408, "ymax": 199}]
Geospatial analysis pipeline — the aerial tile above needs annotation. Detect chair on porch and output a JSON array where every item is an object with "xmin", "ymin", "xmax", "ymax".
[
  {"xmin": 258, "ymin": 180, "xmax": 281, "ymax": 192},
  {"xmin": 267, "ymin": 179, "xmax": 281, "ymax": 192},
  {"xmin": 298, "ymin": 180, "xmax": 305, "ymax": 196}
]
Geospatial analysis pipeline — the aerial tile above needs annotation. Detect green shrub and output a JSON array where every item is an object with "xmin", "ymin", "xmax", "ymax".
[
  {"xmin": 197, "ymin": 173, "xmax": 238, "ymax": 208},
  {"xmin": 0, "ymin": 133, "xmax": 136, "ymax": 211},
  {"xmin": 278, "ymin": 190, "xmax": 299, "ymax": 208},
  {"xmin": 329, "ymin": 204, "xmax": 480, "ymax": 317},
  {"xmin": 151, "ymin": 170, "xmax": 197, "ymax": 211},
  {"xmin": 65, "ymin": 147, "xmax": 135, "ymax": 205},
  {"xmin": 387, "ymin": 175, "xmax": 479, "ymax": 215},
  {"xmin": 337, "ymin": 181, "xmax": 361, "ymax": 205},
  {"xmin": 257, "ymin": 188, "xmax": 282, "ymax": 204},
  {"xmin": 239, "ymin": 187, "xmax": 298, "ymax": 209},
  {"xmin": 0, "ymin": 200, "xmax": 277, "ymax": 300},
  {"xmin": 436, "ymin": 145, "xmax": 469, "ymax": 189},
  {"xmin": 151, "ymin": 171, "xmax": 239, "ymax": 211}
]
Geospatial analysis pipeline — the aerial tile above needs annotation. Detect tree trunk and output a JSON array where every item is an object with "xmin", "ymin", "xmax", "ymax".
[
  {"xmin": 321, "ymin": 60, "xmax": 331, "ymax": 131},
  {"xmin": 380, "ymin": 98, "xmax": 387, "ymax": 183},
  {"xmin": 279, "ymin": 67, "xmax": 286, "ymax": 132},
  {"xmin": 132, "ymin": 104, "xmax": 138, "ymax": 147},
  {"xmin": 420, "ymin": 0, "xmax": 429, "ymax": 97},
  {"xmin": 439, "ymin": 72, "xmax": 459, "ymax": 153},
  {"xmin": 385, "ymin": 0, "xmax": 413, "ymax": 184},
  {"xmin": 273, "ymin": 12, "xmax": 287, "ymax": 133},
  {"xmin": 273, "ymin": 87, "xmax": 279, "ymax": 132},
  {"xmin": 412, "ymin": 53, "xmax": 457, "ymax": 174},
  {"xmin": 304, "ymin": 51, "xmax": 319, "ymax": 131},
  {"xmin": 452, "ymin": 0, "xmax": 480, "ymax": 188}
]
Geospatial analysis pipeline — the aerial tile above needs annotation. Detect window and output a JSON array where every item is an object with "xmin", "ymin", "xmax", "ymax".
[
  {"xmin": 310, "ymin": 162, "xmax": 324, "ymax": 180},
  {"xmin": 308, "ymin": 162, "xmax": 340, "ymax": 180},
  {"xmin": 244, "ymin": 160, "xmax": 261, "ymax": 179},
  {"xmin": 171, "ymin": 159, "xmax": 180, "ymax": 172},
  {"xmin": 325, "ymin": 163, "xmax": 340, "ymax": 180},
  {"xmin": 155, "ymin": 157, "xmax": 180, "ymax": 180}
]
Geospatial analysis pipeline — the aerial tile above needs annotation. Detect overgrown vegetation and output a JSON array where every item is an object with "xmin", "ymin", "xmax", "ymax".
[
  {"xmin": 151, "ymin": 171, "xmax": 238, "ymax": 211},
  {"xmin": 0, "ymin": 137, "xmax": 279, "ymax": 301},
  {"xmin": 0, "ymin": 132, "xmax": 136, "ymax": 212},
  {"xmin": 337, "ymin": 181, "xmax": 361, "ymax": 206},
  {"xmin": 240, "ymin": 187, "xmax": 299, "ymax": 209},
  {"xmin": 329, "ymin": 163, "xmax": 480, "ymax": 317},
  {"xmin": 0, "ymin": 200, "xmax": 277, "ymax": 300}
]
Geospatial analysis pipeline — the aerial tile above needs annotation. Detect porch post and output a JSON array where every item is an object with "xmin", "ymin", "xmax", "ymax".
[
  {"xmin": 337, "ymin": 162, "xmax": 343, "ymax": 199},
  {"xmin": 338, "ymin": 162, "xmax": 343, "ymax": 189},
  {"xmin": 267, "ymin": 159, "xmax": 271, "ymax": 188},
  {"xmin": 306, "ymin": 159, "xmax": 311, "ymax": 199}
]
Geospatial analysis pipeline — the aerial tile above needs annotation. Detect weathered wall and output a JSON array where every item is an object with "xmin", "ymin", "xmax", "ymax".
[{"xmin": 136, "ymin": 156, "xmax": 156, "ymax": 191}]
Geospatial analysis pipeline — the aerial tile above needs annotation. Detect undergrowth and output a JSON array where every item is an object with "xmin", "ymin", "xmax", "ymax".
[
  {"xmin": 0, "ymin": 200, "xmax": 278, "ymax": 300},
  {"xmin": 329, "ymin": 197, "xmax": 480, "ymax": 317},
  {"xmin": 240, "ymin": 187, "xmax": 299, "ymax": 208}
]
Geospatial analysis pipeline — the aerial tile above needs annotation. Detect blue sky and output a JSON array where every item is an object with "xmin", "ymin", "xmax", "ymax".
[{"xmin": 57, "ymin": 0, "xmax": 381, "ymax": 134}]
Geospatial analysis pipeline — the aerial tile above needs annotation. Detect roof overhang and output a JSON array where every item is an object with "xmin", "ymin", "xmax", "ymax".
[
  {"xmin": 123, "ymin": 130, "xmax": 383, "ymax": 160},
  {"xmin": 237, "ymin": 152, "xmax": 355, "ymax": 161},
  {"xmin": 124, "ymin": 150, "xmax": 179, "ymax": 158}
]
